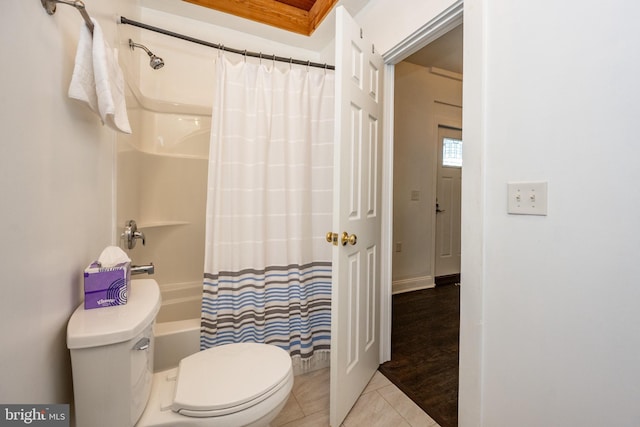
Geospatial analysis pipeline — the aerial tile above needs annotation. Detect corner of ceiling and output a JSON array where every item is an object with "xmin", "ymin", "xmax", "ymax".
[{"xmin": 139, "ymin": 0, "xmax": 369, "ymax": 53}]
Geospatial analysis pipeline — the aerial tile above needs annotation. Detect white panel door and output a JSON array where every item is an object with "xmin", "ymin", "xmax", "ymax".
[
  {"xmin": 435, "ymin": 126, "xmax": 462, "ymax": 277},
  {"xmin": 330, "ymin": 6, "xmax": 383, "ymax": 426}
]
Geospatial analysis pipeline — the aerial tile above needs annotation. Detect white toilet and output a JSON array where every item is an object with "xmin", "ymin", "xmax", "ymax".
[{"xmin": 67, "ymin": 279, "xmax": 293, "ymax": 427}]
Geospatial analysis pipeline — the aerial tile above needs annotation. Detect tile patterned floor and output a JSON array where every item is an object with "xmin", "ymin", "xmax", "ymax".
[{"xmin": 272, "ymin": 368, "xmax": 441, "ymax": 427}]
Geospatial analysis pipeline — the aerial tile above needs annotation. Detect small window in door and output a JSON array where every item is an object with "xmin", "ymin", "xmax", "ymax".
[{"xmin": 442, "ymin": 137, "xmax": 463, "ymax": 167}]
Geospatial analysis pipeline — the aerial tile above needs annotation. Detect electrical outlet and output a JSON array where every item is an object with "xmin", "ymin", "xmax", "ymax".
[
  {"xmin": 507, "ymin": 182, "xmax": 548, "ymax": 215},
  {"xmin": 410, "ymin": 190, "xmax": 420, "ymax": 201}
]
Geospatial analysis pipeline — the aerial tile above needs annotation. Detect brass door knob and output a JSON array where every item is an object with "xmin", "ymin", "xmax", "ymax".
[
  {"xmin": 341, "ymin": 232, "xmax": 357, "ymax": 246},
  {"xmin": 326, "ymin": 232, "xmax": 338, "ymax": 245}
]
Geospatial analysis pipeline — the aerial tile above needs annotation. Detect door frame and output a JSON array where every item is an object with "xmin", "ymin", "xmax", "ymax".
[
  {"xmin": 378, "ymin": 1, "xmax": 486, "ymax": 424},
  {"xmin": 379, "ymin": 0, "xmax": 464, "ymax": 362}
]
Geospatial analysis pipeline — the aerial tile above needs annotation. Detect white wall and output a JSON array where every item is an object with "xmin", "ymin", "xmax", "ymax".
[
  {"xmin": 0, "ymin": 0, "xmax": 137, "ymax": 408},
  {"xmin": 464, "ymin": 1, "xmax": 640, "ymax": 425},
  {"xmin": 393, "ymin": 62, "xmax": 462, "ymax": 290},
  {"xmin": 356, "ymin": 0, "xmax": 458, "ymax": 55}
]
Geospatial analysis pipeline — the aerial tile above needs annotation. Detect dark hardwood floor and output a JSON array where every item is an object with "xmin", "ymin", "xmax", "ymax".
[{"xmin": 379, "ymin": 284, "xmax": 460, "ymax": 427}]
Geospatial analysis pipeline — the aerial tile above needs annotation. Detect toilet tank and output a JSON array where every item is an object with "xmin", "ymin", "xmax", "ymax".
[{"xmin": 67, "ymin": 279, "xmax": 161, "ymax": 427}]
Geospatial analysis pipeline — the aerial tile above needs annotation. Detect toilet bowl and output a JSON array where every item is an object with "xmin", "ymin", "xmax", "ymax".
[{"xmin": 67, "ymin": 279, "xmax": 292, "ymax": 427}]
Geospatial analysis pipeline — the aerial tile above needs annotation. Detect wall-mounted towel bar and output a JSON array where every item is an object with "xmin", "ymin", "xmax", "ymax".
[{"xmin": 41, "ymin": 0, "xmax": 94, "ymax": 34}]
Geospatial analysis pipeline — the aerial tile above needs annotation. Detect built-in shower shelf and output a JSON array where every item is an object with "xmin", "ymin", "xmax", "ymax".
[{"xmin": 137, "ymin": 220, "xmax": 189, "ymax": 229}]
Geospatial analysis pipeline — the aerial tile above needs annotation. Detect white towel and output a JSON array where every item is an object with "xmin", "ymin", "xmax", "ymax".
[
  {"xmin": 68, "ymin": 20, "xmax": 99, "ymax": 115},
  {"xmin": 68, "ymin": 19, "xmax": 132, "ymax": 134}
]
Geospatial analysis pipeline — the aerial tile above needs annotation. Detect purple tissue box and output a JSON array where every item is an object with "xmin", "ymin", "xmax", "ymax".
[{"xmin": 83, "ymin": 261, "xmax": 131, "ymax": 309}]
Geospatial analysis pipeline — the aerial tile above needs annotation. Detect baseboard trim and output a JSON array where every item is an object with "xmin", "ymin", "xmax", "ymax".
[
  {"xmin": 435, "ymin": 274, "xmax": 460, "ymax": 286},
  {"xmin": 392, "ymin": 276, "xmax": 435, "ymax": 294}
]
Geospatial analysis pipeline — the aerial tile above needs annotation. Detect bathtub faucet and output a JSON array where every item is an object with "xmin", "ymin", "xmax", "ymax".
[
  {"xmin": 122, "ymin": 220, "xmax": 146, "ymax": 249},
  {"xmin": 131, "ymin": 263, "xmax": 155, "ymax": 275}
]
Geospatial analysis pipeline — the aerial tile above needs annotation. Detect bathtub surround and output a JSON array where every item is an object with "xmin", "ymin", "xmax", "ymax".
[{"xmin": 201, "ymin": 56, "xmax": 334, "ymax": 367}]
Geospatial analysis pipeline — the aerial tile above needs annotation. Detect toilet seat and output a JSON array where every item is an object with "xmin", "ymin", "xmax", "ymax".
[{"xmin": 171, "ymin": 343, "xmax": 293, "ymax": 418}]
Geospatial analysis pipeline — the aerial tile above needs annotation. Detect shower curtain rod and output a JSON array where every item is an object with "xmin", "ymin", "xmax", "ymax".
[{"xmin": 119, "ymin": 16, "xmax": 335, "ymax": 71}]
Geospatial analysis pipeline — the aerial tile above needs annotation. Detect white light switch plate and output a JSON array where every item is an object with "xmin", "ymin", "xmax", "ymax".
[{"xmin": 507, "ymin": 182, "xmax": 548, "ymax": 215}]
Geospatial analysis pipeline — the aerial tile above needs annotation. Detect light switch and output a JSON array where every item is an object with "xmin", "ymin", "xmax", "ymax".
[
  {"xmin": 410, "ymin": 190, "xmax": 420, "ymax": 201},
  {"xmin": 507, "ymin": 182, "xmax": 548, "ymax": 215}
]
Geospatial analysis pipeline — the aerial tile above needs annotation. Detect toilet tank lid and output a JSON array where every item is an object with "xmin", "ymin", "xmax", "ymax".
[{"xmin": 67, "ymin": 279, "xmax": 161, "ymax": 349}]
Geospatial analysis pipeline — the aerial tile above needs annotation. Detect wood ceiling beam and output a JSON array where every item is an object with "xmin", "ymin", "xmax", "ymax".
[
  {"xmin": 276, "ymin": 0, "xmax": 315, "ymax": 12},
  {"xmin": 309, "ymin": 0, "xmax": 338, "ymax": 34},
  {"xmin": 183, "ymin": 0, "xmax": 338, "ymax": 36}
]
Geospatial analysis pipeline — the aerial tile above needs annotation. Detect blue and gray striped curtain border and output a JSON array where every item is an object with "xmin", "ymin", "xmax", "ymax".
[{"xmin": 201, "ymin": 261, "xmax": 331, "ymax": 359}]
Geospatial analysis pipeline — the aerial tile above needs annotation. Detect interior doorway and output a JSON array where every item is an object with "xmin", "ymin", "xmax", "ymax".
[
  {"xmin": 390, "ymin": 24, "xmax": 463, "ymax": 294},
  {"xmin": 382, "ymin": 20, "xmax": 463, "ymax": 427}
]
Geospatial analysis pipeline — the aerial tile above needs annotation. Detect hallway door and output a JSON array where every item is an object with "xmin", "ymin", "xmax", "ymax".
[
  {"xmin": 330, "ymin": 6, "xmax": 384, "ymax": 426},
  {"xmin": 435, "ymin": 126, "xmax": 462, "ymax": 277}
]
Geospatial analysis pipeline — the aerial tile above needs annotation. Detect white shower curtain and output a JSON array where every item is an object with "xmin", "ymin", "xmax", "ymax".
[{"xmin": 201, "ymin": 56, "xmax": 334, "ymax": 363}]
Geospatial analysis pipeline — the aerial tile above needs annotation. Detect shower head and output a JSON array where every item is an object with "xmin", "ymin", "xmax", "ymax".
[
  {"xmin": 129, "ymin": 39, "xmax": 165, "ymax": 70},
  {"xmin": 149, "ymin": 55, "xmax": 165, "ymax": 70}
]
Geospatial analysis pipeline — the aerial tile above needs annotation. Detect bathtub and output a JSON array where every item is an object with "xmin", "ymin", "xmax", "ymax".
[
  {"xmin": 156, "ymin": 281, "xmax": 202, "ymax": 323},
  {"xmin": 154, "ymin": 281, "xmax": 202, "ymax": 372}
]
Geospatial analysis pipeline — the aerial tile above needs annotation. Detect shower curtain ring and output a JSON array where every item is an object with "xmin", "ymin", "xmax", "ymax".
[
  {"xmin": 307, "ymin": 60, "xmax": 311, "ymax": 71},
  {"xmin": 259, "ymin": 52, "xmax": 263, "ymax": 65},
  {"xmin": 289, "ymin": 57, "xmax": 293, "ymax": 70},
  {"xmin": 243, "ymin": 50, "xmax": 247, "ymax": 62},
  {"xmin": 218, "ymin": 44, "xmax": 224, "ymax": 58}
]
